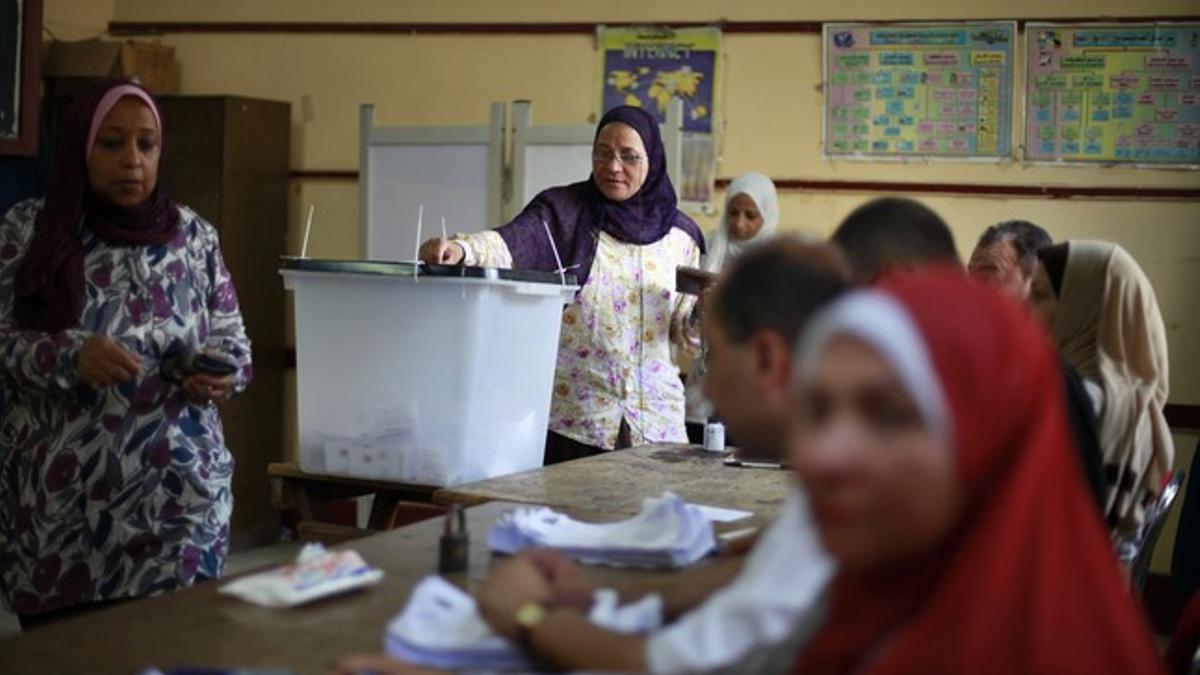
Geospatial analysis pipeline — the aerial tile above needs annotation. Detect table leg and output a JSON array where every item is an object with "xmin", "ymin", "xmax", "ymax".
[
  {"xmin": 368, "ymin": 492, "xmax": 401, "ymax": 530},
  {"xmin": 273, "ymin": 477, "xmax": 327, "ymax": 523}
]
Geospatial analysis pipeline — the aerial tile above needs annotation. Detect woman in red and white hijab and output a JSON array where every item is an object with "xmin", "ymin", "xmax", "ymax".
[{"xmin": 787, "ymin": 268, "xmax": 1163, "ymax": 674}]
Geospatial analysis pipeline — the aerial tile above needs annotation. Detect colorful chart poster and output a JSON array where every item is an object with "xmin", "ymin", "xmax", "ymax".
[
  {"xmin": 824, "ymin": 22, "xmax": 1016, "ymax": 159},
  {"xmin": 1025, "ymin": 23, "xmax": 1200, "ymax": 165},
  {"xmin": 599, "ymin": 26, "xmax": 720, "ymax": 207}
]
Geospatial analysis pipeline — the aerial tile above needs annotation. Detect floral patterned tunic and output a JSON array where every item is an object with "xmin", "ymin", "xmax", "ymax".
[
  {"xmin": 459, "ymin": 228, "xmax": 700, "ymax": 450},
  {"xmin": 0, "ymin": 199, "xmax": 252, "ymax": 615}
]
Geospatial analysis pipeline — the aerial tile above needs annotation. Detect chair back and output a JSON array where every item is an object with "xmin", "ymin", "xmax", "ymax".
[{"xmin": 1133, "ymin": 470, "xmax": 1186, "ymax": 594}]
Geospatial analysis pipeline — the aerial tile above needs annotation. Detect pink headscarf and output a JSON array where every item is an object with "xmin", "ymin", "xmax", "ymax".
[
  {"xmin": 15, "ymin": 79, "xmax": 178, "ymax": 331},
  {"xmin": 85, "ymin": 84, "xmax": 163, "ymax": 161}
]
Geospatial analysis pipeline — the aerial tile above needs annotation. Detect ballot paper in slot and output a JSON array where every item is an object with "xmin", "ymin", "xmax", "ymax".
[
  {"xmin": 488, "ymin": 492, "xmax": 719, "ymax": 569},
  {"xmin": 385, "ymin": 575, "xmax": 662, "ymax": 671}
]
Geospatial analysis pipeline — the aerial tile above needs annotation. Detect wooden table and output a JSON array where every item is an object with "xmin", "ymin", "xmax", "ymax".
[
  {"xmin": 0, "ymin": 501, "xmax": 677, "ymax": 675},
  {"xmin": 3, "ymin": 447, "xmax": 788, "ymax": 673},
  {"xmin": 435, "ymin": 444, "xmax": 792, "ymax": 528},
  {"xmin": 268, "ymin": 462, "xmax": 444, "ymax": 540}
]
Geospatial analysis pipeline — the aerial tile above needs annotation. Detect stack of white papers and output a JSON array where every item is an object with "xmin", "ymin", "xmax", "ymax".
[
  {"xmin": 487, "ymin": 492, "xmax": 719, "ymax": 569},
  {"xmin": 385, "ymin": 575, "xmax": 662, "ymax": 670}
]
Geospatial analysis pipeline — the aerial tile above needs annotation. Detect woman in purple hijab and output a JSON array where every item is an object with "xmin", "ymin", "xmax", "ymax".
[
  {"xmin": 420, "ymin": 106, "xmax": 705, "ymax": 464},
  {"xmin": 0, "ymin": 80, "xmax": 251, "ymax": 628}
]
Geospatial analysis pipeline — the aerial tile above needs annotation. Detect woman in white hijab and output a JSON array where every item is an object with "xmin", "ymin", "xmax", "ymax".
[
  {"xmin": 702, "ymin": 172, "xmax": 780, "ymax": 273},
  {"xmin": 685, "ymin": 173, "xmax": 780, "ymax": 438}
]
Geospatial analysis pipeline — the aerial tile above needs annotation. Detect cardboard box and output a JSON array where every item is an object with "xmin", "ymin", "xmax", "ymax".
[{"xmin": 43, "ymin": 38, "xmax": 180, "ymax": 95}]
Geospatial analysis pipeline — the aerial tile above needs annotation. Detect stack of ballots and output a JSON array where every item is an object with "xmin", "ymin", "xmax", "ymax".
[
  {"xmin": 488, "ymin": 492, "xmax": 718, "ymax": 569},
  {"xmin": 386, "ymin": 575, "xmax": 662, "ymax": 670}
]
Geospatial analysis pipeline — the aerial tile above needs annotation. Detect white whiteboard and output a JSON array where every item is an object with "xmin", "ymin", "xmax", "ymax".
[
  {"xmin": 521, "ymin": 144, "xmax": 593, "ymax": 209},
  {"xmin": 359, "ymin": 103, "xmax": 503, "ymax": 260},
  {"xmin": 365, "ymin": 144, "xmax": 490, "ymax": 261}
]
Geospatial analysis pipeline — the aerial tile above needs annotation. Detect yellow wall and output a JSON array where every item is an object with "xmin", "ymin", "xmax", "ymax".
[
  {"xmin": 109, "ymin": 0, "xmax": 1199, "ymax": 23},
  {"xmin": 91, "ymin": 0, "xmax": 1198, "ymax": 570},
  {"xmin": 43, "ymin": 0, "xmax": 114, "ymax": 40}
]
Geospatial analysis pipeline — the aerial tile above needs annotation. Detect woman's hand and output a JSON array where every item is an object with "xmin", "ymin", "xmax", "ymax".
[
  {"xmin": 417, "ymin": 237, "xmax": 465, "ymax": 265},
  {"xmin": 182, "ymin": 372, "xmax": 235, "ymax": 405},
  {"xmin": 77, "ymin": 335, "xmax": 142, "ymax": 388},
  {"xmin": 477, "ymin": 556, "xmax": 555, "ymax": 641}
]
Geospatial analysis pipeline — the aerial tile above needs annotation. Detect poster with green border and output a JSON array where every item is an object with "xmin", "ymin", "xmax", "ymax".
[{"xmin": 824, "ymin": 22, "xmax": 1016, "ymax": 160}]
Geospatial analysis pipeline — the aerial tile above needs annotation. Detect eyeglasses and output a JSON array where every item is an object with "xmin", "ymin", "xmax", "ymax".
[{"xmin": 591, "ymin": 150, "xmax": 646, "ymax": 166}]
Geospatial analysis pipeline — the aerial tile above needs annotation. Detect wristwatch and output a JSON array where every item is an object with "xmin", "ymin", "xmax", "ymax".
[{"xmin": 514, "ymin": 601, "xmax": 549, "ymax": 646}]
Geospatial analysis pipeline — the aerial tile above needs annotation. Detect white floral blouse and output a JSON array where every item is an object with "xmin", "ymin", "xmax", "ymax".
[{"xmin": 458, "ymin": 229, "xmax": 700, "ymax": 449}]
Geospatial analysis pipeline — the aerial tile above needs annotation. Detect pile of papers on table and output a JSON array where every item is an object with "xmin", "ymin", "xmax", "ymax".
[
  {"xmin": 385, "ymin": 575, "xmax": 661, "ymax": 670},
  {"xmin": 488, "ymin": 492, "xmax": 725, "ymax": 569}
]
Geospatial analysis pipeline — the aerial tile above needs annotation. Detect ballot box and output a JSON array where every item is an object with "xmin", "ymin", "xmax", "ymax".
[{"xmin": 282, "ymin": 259, "xmax": 577, "ymax": 485}]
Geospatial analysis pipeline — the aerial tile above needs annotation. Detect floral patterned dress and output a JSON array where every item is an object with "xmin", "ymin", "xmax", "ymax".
[
  {"xmin": 459, "ymin": 228, "xmax": 699, "ymax": 449},
  {"xmin": 0, "ymin": 199, "xmax": 252, "ymax": 615}
]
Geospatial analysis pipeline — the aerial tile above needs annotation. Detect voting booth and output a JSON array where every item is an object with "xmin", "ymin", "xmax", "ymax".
[
  {"xmin": 288, "ymin": 99, "xmax": 684, "ymax": 485},
  {"xmin": 358, "ymin": 102, "xmax": 505, "ymax": 260}
]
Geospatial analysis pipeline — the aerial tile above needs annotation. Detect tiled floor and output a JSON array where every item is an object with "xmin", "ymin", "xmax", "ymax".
[{"xmin": 0, "ymin": 539, "xmax": 303, "ymax": 640}]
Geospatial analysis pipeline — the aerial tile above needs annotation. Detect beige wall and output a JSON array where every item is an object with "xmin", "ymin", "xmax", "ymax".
[
  {"xmin": 44, "ymin": 0, "xmax": 114, "ymax": 40},
  {"xmin": 110, "ymin": 0, "xmax": 1199, "ymax": 23},
  {"xmin": 94, "ymin": 0, "xmax": 1198, "ymax": 570}
]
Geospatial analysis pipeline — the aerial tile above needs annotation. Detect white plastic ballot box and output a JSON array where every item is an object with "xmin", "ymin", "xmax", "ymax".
[{"xmin": 281, "ymin": 259, "xmax": 578, "ymax": 485}]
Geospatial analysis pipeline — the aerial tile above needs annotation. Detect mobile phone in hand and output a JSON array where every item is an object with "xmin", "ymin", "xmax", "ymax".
[{"xmin": 192, "ymin": 352, "xmax": 238, "ymax": 376}]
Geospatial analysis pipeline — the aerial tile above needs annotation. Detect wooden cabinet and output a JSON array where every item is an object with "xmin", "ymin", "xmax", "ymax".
[{"xmin": 157, "ymin": 96, "xmax": 290, "ymax": 547}]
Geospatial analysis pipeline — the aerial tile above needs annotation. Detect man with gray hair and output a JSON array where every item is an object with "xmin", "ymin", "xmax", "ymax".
[
  {"xmin": 968, "ymin": 219, "xmax": 1052, "ymax": 301},
  {"xmin": 970, "ymin": 219, "xmax": 1106, "ymax": 510}
]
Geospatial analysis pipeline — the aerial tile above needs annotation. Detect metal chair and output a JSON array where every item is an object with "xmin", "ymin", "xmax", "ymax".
[
  {"xmin": 1132, "ymin": 469, "xmax": 1186, "ymax": 595},
  {"xmin": 1173, "ymin": 439, "xmax": 1200, "ymax": 593}
]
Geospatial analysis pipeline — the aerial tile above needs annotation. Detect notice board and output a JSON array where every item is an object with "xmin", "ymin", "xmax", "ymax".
[
  {"xmin": 1024, "ymin": 23, "xmax": 1200, "ymax": 166},
  {"xmin": 824, "ymin": 22, "xmax": 1016, "ymax": 160}
]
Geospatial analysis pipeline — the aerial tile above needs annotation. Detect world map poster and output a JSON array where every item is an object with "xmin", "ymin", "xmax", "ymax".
[{"xmin": 599, "ymin": 26, "xmax": 720, "ymax": 208}]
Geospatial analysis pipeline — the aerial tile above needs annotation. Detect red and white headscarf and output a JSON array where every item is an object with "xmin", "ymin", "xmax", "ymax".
[{"xmin": 791, "ymin": 267, "xmax": 1164, "ymax": 675}]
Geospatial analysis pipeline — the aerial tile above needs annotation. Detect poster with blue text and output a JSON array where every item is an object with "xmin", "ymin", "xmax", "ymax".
[
  {"xmin": 1025, "ymin": 23, "xmax": 1200, "ymax": 165},
  {"xmin": 824, "ymin": 22, "xmax": 1016, "ymax": 160}
]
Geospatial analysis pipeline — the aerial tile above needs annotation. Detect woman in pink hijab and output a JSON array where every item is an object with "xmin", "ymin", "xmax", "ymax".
[{"xmin": 0, "ymin": 79, "xmax": 252, "ymax": 629}]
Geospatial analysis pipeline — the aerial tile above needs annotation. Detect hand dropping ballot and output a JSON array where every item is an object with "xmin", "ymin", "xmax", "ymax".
[{"xmin": 218, "ymin": 544, "xmax": 383, "ymax": 608}]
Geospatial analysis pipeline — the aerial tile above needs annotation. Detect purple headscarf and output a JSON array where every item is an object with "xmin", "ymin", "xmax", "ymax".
[
  {"xmin": 15, "ymin": 79, "xmax": 179, "ymax": 331},
  {"xmin": 497, "ymin": 106, "xmax": 704, "ymax": 286}
]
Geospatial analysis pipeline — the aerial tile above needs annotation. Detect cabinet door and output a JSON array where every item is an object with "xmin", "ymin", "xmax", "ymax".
[
  {"xmin": 160, "ymin": 96, "xmax": 291, "ymax": 547},
  {"xmin": 158, "ymin": 97, "xmax": 225, "ymax": 226}
]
